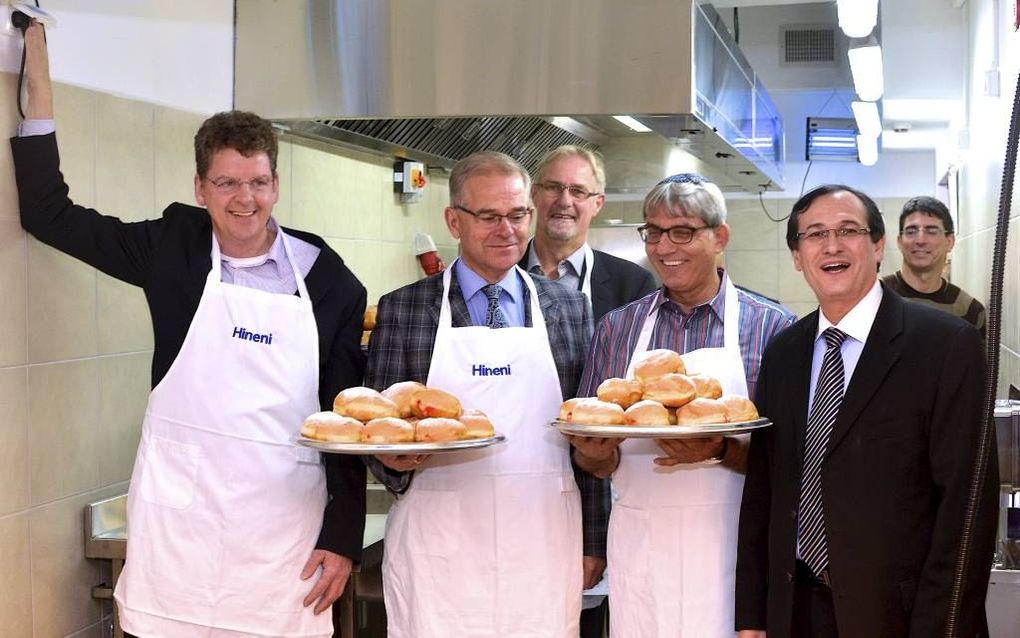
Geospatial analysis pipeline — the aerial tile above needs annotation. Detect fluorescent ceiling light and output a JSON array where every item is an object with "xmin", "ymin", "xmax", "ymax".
[
  {"xmin": 851, "ymin": 101, "xmax": 882, "ymax": 138},
  {"xmin": 848, "ymin": 42, "xmax": 884, "ymax": 101},
  {"xmin": 882, "ymin": 98, "xmax": 961, "ymax": 123},
  {"xmin": 613, "ymin": 115, "xmax": 652, "ymax": 133},
  {"xmin": 837, "ymin": 0, "xmax": 879, "ymax": 38},
  {"xmin": 857, "ymin": 134, "xmax": 878, "ymax": 166}
]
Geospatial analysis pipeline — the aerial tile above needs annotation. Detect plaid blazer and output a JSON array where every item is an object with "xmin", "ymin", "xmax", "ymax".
[{"xmin": 364, "ymin": 267, "xmax": 609, "ymax": 556}]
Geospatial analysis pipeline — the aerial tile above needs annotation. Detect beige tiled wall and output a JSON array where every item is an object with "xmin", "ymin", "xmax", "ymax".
[{"xmin": 0, "ymin": 73, "xmax": 459, "ymax": 635}]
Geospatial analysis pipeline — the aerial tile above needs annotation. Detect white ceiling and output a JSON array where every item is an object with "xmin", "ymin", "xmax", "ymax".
[{"xmin": 706, "ymin": 0, "xmax": 968, "ymax": 150}]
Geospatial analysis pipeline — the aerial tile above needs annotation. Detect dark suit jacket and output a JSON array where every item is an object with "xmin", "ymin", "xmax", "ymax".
[
  {"xmin": 736, "ymin": 287, "xmax": 998, "ymax": 638},
  {"xmin": 518, "ymin": 244, "xmax": 657, "ymax": 322},
  {"xmin": 363, "ymin": 268, "xmax": 607, "ymax": 554}
]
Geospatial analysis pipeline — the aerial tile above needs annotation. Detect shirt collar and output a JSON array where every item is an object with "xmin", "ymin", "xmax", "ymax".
[
  {"xmin": 454, "ymin": 258, "xmax": 525, "ymax": 307},
  {"xmin": 220, "ymin": 218, "xmax": 285, "ymax": 277},
  {"xmin": 524, "ymin": 239, "xmax": 587, "ymax": 278},
  {"xmin": 816, "ymin": 279, "xmax": 883, "ymax": 345},
  {"xmin": 650, "ymin": 268, "xmax": 729, "ymax": 321}
]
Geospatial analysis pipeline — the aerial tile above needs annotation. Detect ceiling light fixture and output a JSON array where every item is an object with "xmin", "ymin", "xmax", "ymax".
[
  {"xmin": 848, "ymin": 39, "xmax": 884, "ymax": 101},
  {"xmin": 613, "ymin": 115, "xmax": 652, "ymax": 133},
  {"xmin": 856, "ymin": 134, "xmax": 878, "ymax": 166},
  {"xmin": 837, "ymin": 0, "xmax": 879, "ymax": 38},
  {"xmin": 851, "ymin": 100, "xmax": 882, "ymax": 139}
]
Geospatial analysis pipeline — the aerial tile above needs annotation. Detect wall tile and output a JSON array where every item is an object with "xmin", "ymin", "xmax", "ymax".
[
  {"xmin": 154, "ymin": 105, "xmax": 206, "ymax": 211},
  {"xmin": 725, "ymin": 199, "xmax": 785, "ymax": 251},
  {"xmin": 98, "ymin": 352, "xmax": 150, "ymax": 485},
  {"xmin": 52, "ymin": 83, "xmax": 98, "ymax": 209},
  {"xmin": 1002, "ymin": 216, "xmax": 1020, "ymax": 355},
  {"xmin": 0, "ymin": 367, "xmax": 29, "ymax": 516},
  {"xmin": 28, "ymin": 360, "xmax": 101, "ymax": 505},
  {"xmin": 786, "ymin": 301, "xmax": 818, "ymax": 319},
  {"xmin": 725, "ymin": 250, "xmax": 780, "ymax": 300},
  {"xmin": 327, "ymin": 238, "xmax": 383, "ymax": 303},
  {"xmin": 376, "ymin": 241, "xmax": 424, "ymax": 300},
  {"xmin": 0, "ymin": 218, "xmax": 27, "ymax": 366},
  {"xmin": 27, "ymin": 241, "xmax": 98, "ymax": 363},
  {"xmin": 777, "ymin": 257, "xmax": 816, "ymax": 304},
  {"xmin": 97, "ymin": 273, "xmax": 154, "ymax": 354},
  {"xmin": 0, "ymin": 74, "xmax": 21, "ymax": 222},
  {"xmin": 29, "ymin": 493, "xmax": 104, "ymax": 637},
  {"xmin": 0, "ymin": 513, "xmax": 33, "ymax": 638},
  {"xmin": 274, "ymin": 141, "xmax": 294, "ymax": 228},
  {"xmin": 95, "ymin": 94, "xmax": 155, "ymax": 223}
]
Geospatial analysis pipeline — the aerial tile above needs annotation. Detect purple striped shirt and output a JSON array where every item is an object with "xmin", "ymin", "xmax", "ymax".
[{"xmin": 578, "ymin": 270, "xmax": 796, "ymax": 400}]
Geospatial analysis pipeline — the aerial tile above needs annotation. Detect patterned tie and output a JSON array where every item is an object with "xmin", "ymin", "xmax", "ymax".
[
  {"xmin": 798, "ymin": 327, "xmax": 849, "ymax": 577},
  {"xmin": 482, "ymin": 284, "xmax": 509, "ymax": 328}
]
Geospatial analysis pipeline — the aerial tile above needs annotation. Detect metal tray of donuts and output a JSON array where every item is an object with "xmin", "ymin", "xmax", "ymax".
[
  {"xmin": 297, "ymin": 434, "xmax": 507, "ymax": 455},
  {"xmin": 551, "ymin": 418, "xmax": 771, "ymax": 439}
]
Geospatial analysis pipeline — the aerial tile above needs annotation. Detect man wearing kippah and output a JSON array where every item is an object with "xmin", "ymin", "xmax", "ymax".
[{"xmin": 568, "ymin": 173, "xmax": 795, "ymax": 636}]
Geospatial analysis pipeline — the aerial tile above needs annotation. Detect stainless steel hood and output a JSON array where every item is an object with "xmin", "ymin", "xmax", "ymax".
[{"xmin": 234, "ymin": 0, "xmax": 785, "ymax": 193}]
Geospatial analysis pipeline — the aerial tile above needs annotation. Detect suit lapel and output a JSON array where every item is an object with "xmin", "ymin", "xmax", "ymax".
[
  {"xmin": 789, "ymin": 313, "xmax": 819, "ymax": 464},
  {"xmin": 827, "ymin": 291, "xmax": 904, "ymax": 454}
]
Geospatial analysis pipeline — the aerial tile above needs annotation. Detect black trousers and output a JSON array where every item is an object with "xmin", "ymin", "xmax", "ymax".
[{"xmin": 792, "ymin": 560, "xmax": 839, "ymax": 638}]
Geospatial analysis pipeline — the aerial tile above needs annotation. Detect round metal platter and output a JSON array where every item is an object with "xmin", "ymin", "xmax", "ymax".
[
  {"xmin": 297, "ymin": 433, "xmax": 506, "ymax": 455},
  {"xmin": 551, "ymin": 418, "xmax": 772, "ymax": 439}
]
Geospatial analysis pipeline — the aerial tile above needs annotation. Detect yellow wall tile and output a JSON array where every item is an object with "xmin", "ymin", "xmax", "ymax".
[
  {"xmin": 95, "ymin": 94, "xmax": 155, "ymax": 223},
  {"xmin": 27, "ymin": 241, "xmax": 98, "ymax": 363},
  {"xmin": 154, "ymin": 105, "xmax": 206, "ymax": 211},
  {"xmin": 0, "ymin": 368, "xmax": 29, "ymax": 516},
  {"xmin": 97, "ymin": 273, "xmax": 154, "ymax": 354},
  {"xmin": 28, "ymin": 360, "xmax": 102, "ymax": 505},
  {"xmin": 98, "ymin": 352, "xmax": 150, "ymax": 485},
  {"xmin": 0, "ymin": 74, "xmax": 21, "ymax": 222},
  {"xmin": 0, "ymin": 514, "xmax": 33, "ymax": 637},
  {"xmin": 0, "ymin": 219, "xmax": 27, "ymax": 366},
  {"xmin": 725, "ymin": 250, "xmax": 781, "ymax": 301},
  {"xmin": 52, "ymin": 83, "xmax": 98, "ymax": 209}
]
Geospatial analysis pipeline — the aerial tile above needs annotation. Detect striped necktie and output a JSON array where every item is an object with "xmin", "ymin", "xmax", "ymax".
[
  {"xmin": 798, "ymin": 327, "xmax": 849, "ymax": 577},
  {"xmin": 482, "ymin": 284, "xmax": 509, "ymax": 328}
]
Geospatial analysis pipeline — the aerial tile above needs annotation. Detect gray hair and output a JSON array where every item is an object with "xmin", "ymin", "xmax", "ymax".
[
  {"xmin": 449, "ymin": 151, "xmax": 531, "ymax": 205},
  {"xmin": 642, "ymin": 178, "xmax": 727, "ymax": 226},
  {"xmin": 535, "ymin": 145, "xmax": 606, "ymax": 192}
]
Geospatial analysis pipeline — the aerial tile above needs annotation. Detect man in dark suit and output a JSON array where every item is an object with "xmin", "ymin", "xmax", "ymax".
[
  {"xmin": 735, "ymin": 184, "xmax": 997, "ymax": 638},
  {"xmin": 364, "ymin": 151, "xmax": 598, "ymax": 637},
  {"xmin": 520, "ymin": 145, "xmax": 657, "ymax": 323}
]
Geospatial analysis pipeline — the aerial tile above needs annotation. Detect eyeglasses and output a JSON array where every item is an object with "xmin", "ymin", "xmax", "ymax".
[
  {"xmin": 534, "ymin": 181, "xmax": 602, "ymax": 200},
  {"xmin": 901, "ymin": 226, "xmax": 950, "ymax": 238},
  {"xmin": 453, "ymin": 204, "xmax": 533, "ymax": 227},
  {"xmin": 637, "ymin": 224, "xmax": 715, "ymax": 244},
  {"xmin": 795, "ymin": 227, "xmax": 872, "ymax": 243},
  {"xmin": 205, "ymin": 176, "xmax": 275, "ymax": 195}
]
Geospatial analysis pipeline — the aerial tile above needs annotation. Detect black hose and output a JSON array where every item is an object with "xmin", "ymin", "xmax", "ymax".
[{"xmin": 944, "ymin": 68, "xmax": 1019, "ymax": 637}]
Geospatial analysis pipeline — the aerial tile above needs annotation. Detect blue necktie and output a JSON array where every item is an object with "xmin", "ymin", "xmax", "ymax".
[
  {"xmin": 482, "ymin": 284, "xmax": 509, "ymax": 329},
  {"xmin": 798, "ymin": 327, "xmax": 849, "ymax": 577}
]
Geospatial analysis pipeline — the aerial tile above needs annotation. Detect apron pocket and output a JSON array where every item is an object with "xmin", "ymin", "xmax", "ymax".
[
  {"xmin": 138, "ymin": 436, "xmax": 200, "ymax": 509},
  {"xmin": 409, "ymin": 490, "xmax": 460, "ymax": 557}
]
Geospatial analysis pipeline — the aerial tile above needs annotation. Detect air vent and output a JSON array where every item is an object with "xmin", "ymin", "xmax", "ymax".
[{"xmin": 782, "ymin": 26, "xmax": 836, "ymax": 64}]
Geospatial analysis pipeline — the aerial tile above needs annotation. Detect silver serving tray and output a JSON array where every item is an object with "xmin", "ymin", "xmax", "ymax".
[
  {"xmin": 552, "ymin": 418, "xmax": 771, "ymax": 439},
  {"xmin": 297, "ymin": 434, "xmax": 506, "ymax": 455}
]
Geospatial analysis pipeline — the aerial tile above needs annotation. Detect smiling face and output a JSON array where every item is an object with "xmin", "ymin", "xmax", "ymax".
[
  {"xmin": 897, "ymin": 211, "xmax": 955, "ymax": 275},
  {"xmin": 792, "ymin": 190, "xmax": 885, "ymax": 322},
  {"xmin": 532, "ymin": 154, "xmax": 604, "ymax": 246},
  {"xmin": 644, "ymin": 204, "xmax": 729, "ymax": 311},
  {"xmin": 194, "ymin": 148, "xmax": 278, "ymax": 258},
  {"xmin": 444, "ymin": 171, "xmax": 532, "ymax": 283}
]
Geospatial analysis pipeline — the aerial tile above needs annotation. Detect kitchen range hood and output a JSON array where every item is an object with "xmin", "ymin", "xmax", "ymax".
[{"xmin": 235, "ymin": 0, "xmax": 785, "ymax": 193}]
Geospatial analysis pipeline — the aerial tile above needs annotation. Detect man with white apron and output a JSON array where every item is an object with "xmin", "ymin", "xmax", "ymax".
[
  {"xmin": 568, "ymin": 174, "xmax": 796, "ymax": 637},
  {"xmin": 363, "ymin": 152, "xmax": 597, "ymax": 637},
  {"xmin": 13, "ymin": 41, "xmax": 369, "ymax": 636}
]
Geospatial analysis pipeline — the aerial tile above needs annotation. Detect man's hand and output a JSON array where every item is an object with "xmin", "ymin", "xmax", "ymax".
[
  {"xmin": 654, "ymin": 436, "xmax": 725, "ymax": 466},
  {"xmin": 567, "ymin": 435, "xmax": 622, "ymax": 477},
  {"xmin": 23, "ymin": 22, "xmax": 54, "ymax": 119},
  {"xmin": 736, "ymin": 631, "xmax": 766, "ymax": 638},
  {"xmin": 301, "ymin": 549, "xmax": 353, "ymax": 614},
  {"xmin": 582, "ymin": 555, "xmax": 607, "ymax": 590},
  {"xmin": 375, "ymin": 453, "xmax": 429, "ymax": 472}
]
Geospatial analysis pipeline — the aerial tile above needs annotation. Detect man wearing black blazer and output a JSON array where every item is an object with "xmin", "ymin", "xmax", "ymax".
[
  {"xmin": 735, "ymin": 185, "xmax": 997, "ymax": 638},
  {"xmin": 520, "ymin": 145, "xmax": 657, "ymax": 324}
]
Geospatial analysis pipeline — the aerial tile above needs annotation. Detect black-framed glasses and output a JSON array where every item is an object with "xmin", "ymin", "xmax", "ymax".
[
  {"xmin": 901, "ymin": 226, "xmax": 950, "ymax": 238},
  {"xmin": 205, "ymin": 176, "xmax": 275, "ymax": 195},
  {"xmin": 795, "ymin": 227, "xmax": 872, "ymax": 243},
  {"xmin": 656, "ymin": 173, "xmax": 711, "ymax": 186},
  {"xmin": 637, "ymin": 224, "xmax": 715, "ymax": 244},
  {"xmin": 453, "ymin": 204, "xmax": 533, "ymax": 227},
  {"xmin": 534, "ymin": 181, "xmax": 602, "ymax": 200}
]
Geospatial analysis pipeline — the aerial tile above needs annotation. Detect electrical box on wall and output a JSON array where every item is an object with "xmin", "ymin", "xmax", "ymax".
[{"xmin": 394, "ymin": 160, "xmax": 426, "ymax": 203}]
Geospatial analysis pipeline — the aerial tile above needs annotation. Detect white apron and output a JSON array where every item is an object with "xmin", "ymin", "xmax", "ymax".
[
  {"xmin": 382, "ymin": 262, "xmax": 582, "ymax": 638},
  {"xmin": 115, "ymin": 231, "xmax": 331, "ymax": 638},
  {"xmin": 609, "ymin": 278, "xmax": 748, "ymax": 638}
]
